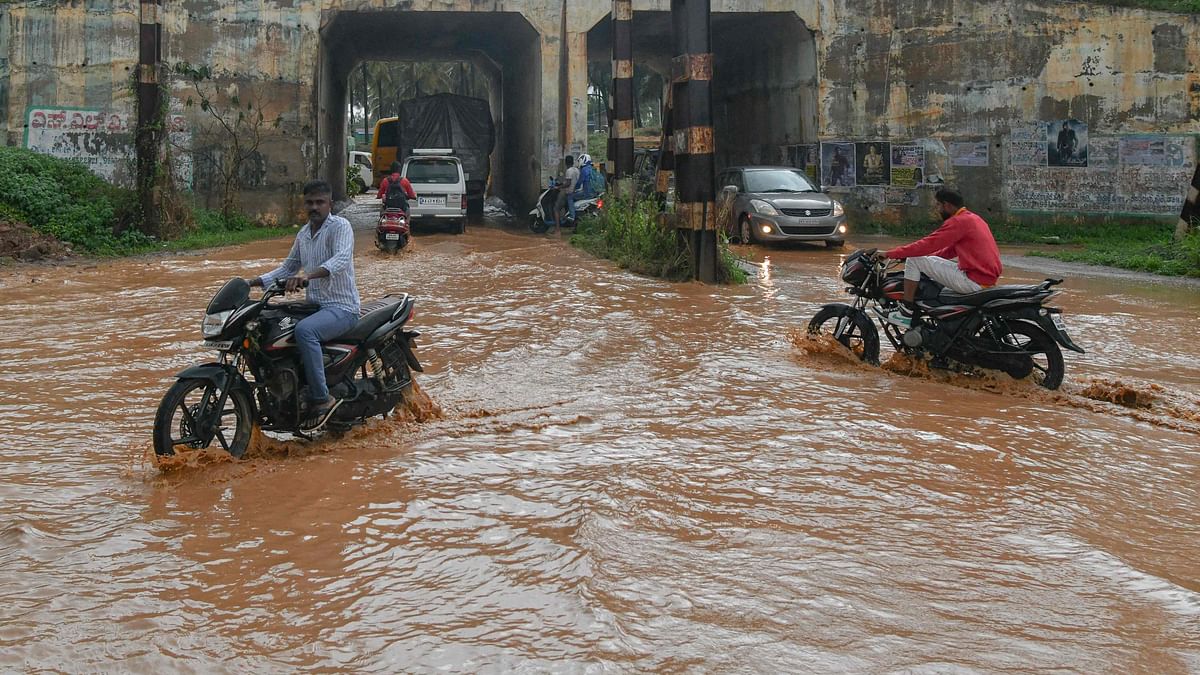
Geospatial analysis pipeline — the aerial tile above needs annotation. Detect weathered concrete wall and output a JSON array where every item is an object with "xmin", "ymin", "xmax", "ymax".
[{"xmin": 1, "ymin": 0, "xmax": 1196, "ymax": 222}]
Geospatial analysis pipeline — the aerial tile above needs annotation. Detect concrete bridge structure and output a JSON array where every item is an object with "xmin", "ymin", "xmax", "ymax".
[{"xmin": 1, "ymin": 1, "xmax": 1196, "ymax": 223}]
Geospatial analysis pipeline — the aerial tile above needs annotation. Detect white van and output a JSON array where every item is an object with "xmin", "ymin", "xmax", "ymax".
[
  {"xmin": 349, "ymin": 151, "xmax": 373, "ymax": 194},
  {"xmin": 402, "ymin": 149, "xmax": 467, "ymax": 234}
]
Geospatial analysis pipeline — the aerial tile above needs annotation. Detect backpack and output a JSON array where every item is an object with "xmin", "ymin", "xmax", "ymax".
[
  {"xmin": 384, "ymin": 174, "xmax": 409, "ymax": 210},
  {"xmin": 585, "ymin": 164, "xmax": 606, "ymax": 196}
]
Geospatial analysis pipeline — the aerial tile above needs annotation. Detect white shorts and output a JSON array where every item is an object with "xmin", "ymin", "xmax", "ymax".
[{"xmin": 903, "ymin": 256, "xmax": 983, "ymax": 294}]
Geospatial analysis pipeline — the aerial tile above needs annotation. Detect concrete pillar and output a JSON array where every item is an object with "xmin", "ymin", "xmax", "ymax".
[
  {"xmin": 565, "ymin": 30, "xmax": 589, "ymax": 159},
  {"xmin": 135, "ymin": 0, "xmax": 162, "ymax": 235}
]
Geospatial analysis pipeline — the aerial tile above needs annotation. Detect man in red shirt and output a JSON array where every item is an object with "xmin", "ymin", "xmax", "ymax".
[
  {"xmin": 376, "ymin": 161, "xmax": 417, "ymax": 212},
  {"xmin": 884, "ymin": 188, "xmax": 1002, "ymax": 328}
]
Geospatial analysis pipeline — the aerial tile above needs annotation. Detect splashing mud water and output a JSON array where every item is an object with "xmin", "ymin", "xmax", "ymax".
[{"xmin": 1, "ymin": 208, "xmax": 1198, "ymax": 671}]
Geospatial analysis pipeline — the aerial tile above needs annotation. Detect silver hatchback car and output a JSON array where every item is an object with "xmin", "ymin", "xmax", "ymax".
[{"xmin": 718, "ymin": 166, "xmax": 848, "ymax": 247}]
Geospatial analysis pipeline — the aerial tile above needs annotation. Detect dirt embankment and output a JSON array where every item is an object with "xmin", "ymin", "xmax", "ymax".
[{"xmin": 0, "ymin": 219, "xmax": 72, "ymax": 263}]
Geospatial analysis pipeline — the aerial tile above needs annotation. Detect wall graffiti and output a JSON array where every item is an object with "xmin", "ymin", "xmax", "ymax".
[{"xmin": 24, "ymin": 107, "xmax": 134, "ymax": 183}]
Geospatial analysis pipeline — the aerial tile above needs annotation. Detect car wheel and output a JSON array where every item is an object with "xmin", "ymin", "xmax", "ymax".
[
  {"xmin": 353, "ymin": 177, "xmax": 367, "ymax": 195},
  {"xmin": 454, "ymin": 219, "xmax": 467, "ymax": 235},
  {"xmin": 825, "ymin": 240, "xmax": 845, "ymax": 248},
  {"xmin": 738, "ymin": 216, "xmax": 754, "ymax": 245}
]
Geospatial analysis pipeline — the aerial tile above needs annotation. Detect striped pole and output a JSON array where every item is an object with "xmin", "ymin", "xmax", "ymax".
[
  {"xmin": 670, "ymin": 0, "xmax": 717, "ymax": 282},
  {"xmin": 136, "ymin": 0, "xmax": 163, "ymax": 234},
  {"xmin": 610, "ymin": 0, "xmax": 634, "ymax": 196},
  {"xmin": 1176, "ymin": 161, "xmax": 1200, "ymax": 241}
]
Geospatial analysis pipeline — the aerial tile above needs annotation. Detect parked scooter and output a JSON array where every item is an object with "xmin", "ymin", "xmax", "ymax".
[
  {"xmin": 528, "ymin": 179, "xmax": 604, "ymax": 233},
  {"xmin": 375, "ymin": 208, "xmax": 410, "ymax": 252}
]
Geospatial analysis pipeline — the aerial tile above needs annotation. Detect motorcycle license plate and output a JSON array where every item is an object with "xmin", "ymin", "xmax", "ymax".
[
  {"xmin": 418, "ymin": 196, "xmax": 446, "ymax": 207},
  {"xmin": 385, "ymin": 233, "xmax": 401, "ymax": 240},
  {"xmin": 203, "ymin": 340, "xmax": 233, "ymax": 350},
  {"xmin": 1050, "ymin": 313, "xmax": 1067, "ymax": 331}
]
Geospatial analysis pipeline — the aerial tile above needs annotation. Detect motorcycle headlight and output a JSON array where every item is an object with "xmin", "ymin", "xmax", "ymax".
[
  {"xmin": 832, "ymin": 200, "xmax": 844, "ymax": 217},
  {"xmin": 750, "ymin": 199, "xmax": 780, "ymax": 216},
  {"xmin": 202, "ymin": 310, "xmax": 232, "ymax": 339}
]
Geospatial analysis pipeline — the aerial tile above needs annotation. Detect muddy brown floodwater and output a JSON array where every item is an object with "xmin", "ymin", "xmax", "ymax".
[{"xmin": 1, "ymin": 201, "xmax": 1198, "ymax": 671}]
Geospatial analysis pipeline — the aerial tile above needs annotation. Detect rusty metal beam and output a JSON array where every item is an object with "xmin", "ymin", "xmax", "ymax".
[
  {"xmin": 136, "ymin": 0, "xmax": 163, "ymax": 236},
  {"xmin": 670, "ymin": 0, "xmax": 717, "ymax": 283}
]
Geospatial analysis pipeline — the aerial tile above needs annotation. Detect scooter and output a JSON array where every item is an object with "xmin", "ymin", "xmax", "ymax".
[
  {"xmin": 529, "ymin": 179, "xmax": 604, "ymax": 233},
  {"xmin": 375, "ymin": 208, "xmax": 410, "ymax": 252}
]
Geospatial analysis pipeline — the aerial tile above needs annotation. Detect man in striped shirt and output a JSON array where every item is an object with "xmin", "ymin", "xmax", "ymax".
[{"xmin": 250, "ymin": 180, "xmax": 361, "ymax": 430}]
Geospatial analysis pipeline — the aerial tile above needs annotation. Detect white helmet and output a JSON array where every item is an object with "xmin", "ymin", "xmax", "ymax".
[{"xmin": 578, "ymin": 153, "xmax": 592, "ymax": 167}]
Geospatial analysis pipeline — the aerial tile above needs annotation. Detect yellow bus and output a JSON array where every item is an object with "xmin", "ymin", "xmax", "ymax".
[{"xmin": 370, "ymin": 117, "xmax": 400, "ymax": 186}]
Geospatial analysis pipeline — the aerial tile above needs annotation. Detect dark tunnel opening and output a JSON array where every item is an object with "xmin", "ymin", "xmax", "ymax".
[
  {"xmin": 318, "ymin": 11, "xmax": 542, "ymax": 207},
  {"xmin": 586, "ymin": 11, "xmax": 817, "ymax": 171}
]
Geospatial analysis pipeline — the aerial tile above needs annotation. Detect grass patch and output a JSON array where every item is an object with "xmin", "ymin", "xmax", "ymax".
[
  {"xmin": 570, "ymin": 194, "xmax": 747, "ymax": 284},
  {"xmin": 0, "ymin": 145, "xmax": 291, "ymax": 258},
  {"xmin": 870, "ymin": 218, "xmax": 1200, "ymax": 277}
]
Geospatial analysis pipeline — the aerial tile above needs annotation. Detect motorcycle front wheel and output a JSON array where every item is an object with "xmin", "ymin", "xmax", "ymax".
[
  {"xmin": 530, "ymin": 214, "xmax": 549, "ymax": 233},
  {"xmin": 153, "ymin": 378, "xmax": 254, "ymax": 458},
  {"xmin": 807, "ymin": 305, "xmax": 880, "ymax": 365}
]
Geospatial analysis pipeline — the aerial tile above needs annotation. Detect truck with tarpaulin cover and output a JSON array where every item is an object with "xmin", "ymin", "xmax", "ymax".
[{"xmin": 370, "ymin": 93, "xmax": 495, "ymax": 218}]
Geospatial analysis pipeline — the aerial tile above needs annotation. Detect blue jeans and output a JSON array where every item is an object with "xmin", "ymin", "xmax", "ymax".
[
  {"xmin": 294, "ymin": 306, "xmax": 358, "ymax": 403},
  {"xmin": 568, "ymin": 190, "xmax": 584, "ymax": 220}
]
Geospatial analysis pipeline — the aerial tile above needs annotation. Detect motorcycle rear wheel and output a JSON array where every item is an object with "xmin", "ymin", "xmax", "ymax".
[
  {"xmin": 153, "ymin": 378, "xmax": 254, "ymax": 458},
  {"xmin": 989, "ymin": 321, "xmax": 1064, "ymax": 390},
  {"xmin": 808, "ymin": 305, "xmax": 880, "ymax": 365}
]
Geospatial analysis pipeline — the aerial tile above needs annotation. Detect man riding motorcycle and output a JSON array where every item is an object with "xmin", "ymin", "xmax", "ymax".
[
  {"xmin": 248, "ymin": 179, "xmax": 359, "ymax": 430},
  {"xmin": 885, "ymin": 188, "xmax": 1002, "ymax": 329}
]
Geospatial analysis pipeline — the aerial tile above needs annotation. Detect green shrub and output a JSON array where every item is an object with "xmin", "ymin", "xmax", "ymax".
[
  {"xmin": 0, "ymin": 146, "xmax": 145, "ymax": 254},
  {"xmin": 570, "ymin": 194, "xmax": 746, "ymax": 283}
]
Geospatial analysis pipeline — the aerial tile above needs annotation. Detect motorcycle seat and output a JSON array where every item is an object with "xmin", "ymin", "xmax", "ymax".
[
  {"xmin": 273, "ymin": 301, "xmax": 322, "ymax": 316},
  {"xmin": 334, "ymin": 296, "xmax": 406, "ymax": 343},
  {"xmin": 938, "ymin": 284, "xmax": 1044, "ymax": 305}
]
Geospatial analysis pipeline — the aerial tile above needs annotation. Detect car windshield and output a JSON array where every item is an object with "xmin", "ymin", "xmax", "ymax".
[
  {"xmin": 744, "ymin": 169, "xmax": 815, "ymax": 193},
  {"xmin": 406, "ymin": 159, "xmax": 460, "ymax": 184}
]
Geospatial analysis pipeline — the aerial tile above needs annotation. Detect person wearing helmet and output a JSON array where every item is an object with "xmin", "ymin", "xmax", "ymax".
[{"xmin": 574, "ymin": 154, "xmax": 599, "ymax": 208}]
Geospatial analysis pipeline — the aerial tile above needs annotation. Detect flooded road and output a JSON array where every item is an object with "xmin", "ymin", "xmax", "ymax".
[{"xmin": 1, "ymin": 202, "xmax": 1198, "ymax": 671}]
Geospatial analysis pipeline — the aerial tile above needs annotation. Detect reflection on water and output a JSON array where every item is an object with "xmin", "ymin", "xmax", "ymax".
[{"xmin": 0, "ymin": 212, "xmax": 1197, "ymax": 671}]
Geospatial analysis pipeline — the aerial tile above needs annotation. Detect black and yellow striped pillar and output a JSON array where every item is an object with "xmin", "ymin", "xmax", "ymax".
[
  {"xmin": 136, "ymin": 0, "xmax": 163, "ymax": 234},
  {"xmin": 670, "ymin": 0, "xmax": 717, "ymax": 283},
  {"xmin": 1176, "ymin": 162, "xmax": 1200, "ymax": 241},
  {"xmin": 609, "ymin": 0, "xmax": 635, "ymax": 196}
]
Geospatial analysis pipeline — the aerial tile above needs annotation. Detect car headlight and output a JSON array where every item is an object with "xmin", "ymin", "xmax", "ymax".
[
  {"xmin": 202, "ymin": 310, "xmax": 232, "ymax": 339},
  {"xmin": 750, "ymin": 199, "xmax": 780, "ymax": 216},
  {"xmin": 832, "ymin": 200, "xmax": 844, "ymax": 217}
]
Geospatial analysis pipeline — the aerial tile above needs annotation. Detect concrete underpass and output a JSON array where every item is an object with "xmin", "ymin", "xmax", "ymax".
[
  {"xmin": 585, "ymin": 11, "xmax": 818, "ymax": 169},
  {"xmin": 318, "ymin": 11, "xmax": 542, "ymax": 208}
]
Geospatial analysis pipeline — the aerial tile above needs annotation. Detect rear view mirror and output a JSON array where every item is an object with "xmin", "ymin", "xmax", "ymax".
[{"xmin": 722, "ymin": 184, "xmax": 739, "ymax": 194}]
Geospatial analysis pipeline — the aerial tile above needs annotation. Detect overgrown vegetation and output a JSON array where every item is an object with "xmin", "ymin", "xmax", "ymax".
[
  {"xmin": 570, "ymin": 194, "xmax": 747, "ymax": 284},
  {"xmin": 0, "ymin": 146, "xmax": 290, "ymax": 259},
  {"xmin": 870, "ymin": 218, "xmax": 1200, "ymax": 277}
]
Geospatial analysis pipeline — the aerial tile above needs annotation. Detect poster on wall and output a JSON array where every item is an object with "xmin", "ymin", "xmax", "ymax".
[
  {"xmin": 820, "ymin": 142, "xmax": 856, "ymax": 188},
  {"xmin": 784, "ymin": 144, "xmax": 820, "ymax": 182},
  {"xmin": 24, "ymin": 107, "xmax": 133, "ymax": 183},
  {"xmin": 855, "ymin": 142, "xmax": 891, "ymax": 185},
  {"xmin": 1118, "ymin": 136, "xmax": 1164, "ymax": 165},
  {"xmin": 890, "ymin": 145, "xmax": 925, "ymax": 187},
  {"xmin": 949, "ymin": 141, "xmax": 989, "ymax": 167},
  {"xmin": 1047, "ymin": 119, "xmax": 1088, "ymax": 167},
  {"xmin": 1087, "ymin": 136, "xmax": 1118, "ymax": 169}
]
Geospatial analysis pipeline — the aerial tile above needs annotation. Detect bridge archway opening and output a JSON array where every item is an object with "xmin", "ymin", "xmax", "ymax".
[
  {"xmin": 318, "ymin": 11, "xmax": 541, "ymax": 206},
  {"xmin": 586, "ymin": 11, "xmax": 817, "ymax": 170}
]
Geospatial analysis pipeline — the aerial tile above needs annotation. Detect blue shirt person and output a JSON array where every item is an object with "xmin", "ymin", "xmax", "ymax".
[{"xmin": 250, "ymin": 180, "xmax": 361, "ymax": 429}]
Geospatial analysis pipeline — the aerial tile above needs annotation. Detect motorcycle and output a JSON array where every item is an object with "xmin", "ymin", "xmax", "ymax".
[
  {"xmin": 807, "ymin": 249, "xmax": 1084, "ymax": 389},
  {"xmin": 529, "ymin": 178, "xmax": 604, "ymax": 233},
  {"xmin": 152, "ymin": 278, "xmax": 424, "ymax": 458},
  {"xmin": 375, "ymin": 208, "xmax": 410, "ymax": 252}
]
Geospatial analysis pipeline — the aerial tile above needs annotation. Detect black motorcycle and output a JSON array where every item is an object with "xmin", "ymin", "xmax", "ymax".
[
  {"xmin": 153, "ymin": 278, "xmax": 424, "ymax": 458},
  {"xmin": 808, "ymin": 249, "xmax": 1084, "ymax": 389}
]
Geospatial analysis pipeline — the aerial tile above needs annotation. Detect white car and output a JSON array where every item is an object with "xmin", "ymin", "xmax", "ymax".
[
  {"xmin": 402, "ymin": 149, "xmax": 467, "ymax": 234},
  {"xmin": 349, "ymin": 151, "xmax": 373, "ymax": 194}
]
